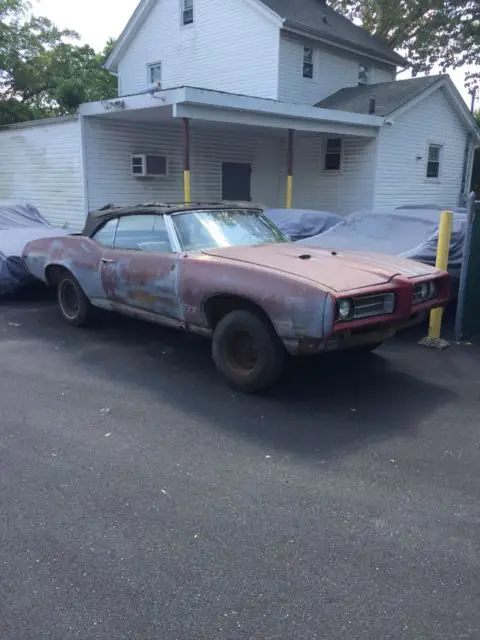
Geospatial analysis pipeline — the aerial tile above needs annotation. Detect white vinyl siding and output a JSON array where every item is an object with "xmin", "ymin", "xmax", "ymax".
[
  {"xmin": 117, "ymin": 0, "xmax": 280, "ymax": 99},
  {"xmin": 288, "ymin": 133, "xmax": 376, "ymax": 213},
  {"xmin": 83, "ymin": 118, "xmax": 375, "ymax": 215},
  {"xmin": 278, "ymin": 33, "xmax": 396, "ymax": 104},
  {"xmin": 0, "ymin": 117, "xmax": 85, "ymax": 229},
  {"xmin": 83, "ymin": 118, "xmax": 284, "ymax": 210},
  {"xmin": 373, "ymin": 87, "xmax": 467, "ymax": 209}
]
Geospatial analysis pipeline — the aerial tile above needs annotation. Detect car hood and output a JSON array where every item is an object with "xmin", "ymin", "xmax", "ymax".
[{"xmin": 201, "ymin": 244, "xmax": 438, "ymax": 292}]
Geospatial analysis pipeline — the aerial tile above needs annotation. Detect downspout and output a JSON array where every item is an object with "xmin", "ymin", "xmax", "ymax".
[
  {"xmin": 459, "ymin": 133, "xmax": 475, "ymax": 207},
  {"xmin": 459, "ymin": 89, "xmax": 478, "ymax": 207}
]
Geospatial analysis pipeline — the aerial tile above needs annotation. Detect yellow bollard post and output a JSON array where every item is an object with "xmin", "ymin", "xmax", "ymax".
[
  {"xmin": 183, "ymin": 170, "xmax": 191, "ymax": 204},
  {"xmin": 419, "ymin": 209, "xmax": 453, "ymax": 349},
  {"xmin": 183, "ymin": 117, "xmax": 191, "ymax": 204},
  {"xmin": 285, "ymin": 129, "xmax": 294, "ymax": 208}
]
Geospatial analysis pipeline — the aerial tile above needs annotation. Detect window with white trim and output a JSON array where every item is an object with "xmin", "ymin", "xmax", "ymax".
[
  {"xmin": 147, "ymin": 62, "xmax": 162, "ymax": 87},
  {"xmin": 426, "ymin": 144, "xmax": 441, "ymax": 178},
  {"xmin": 358, "ymin": 64, "xmax": 369, "ymax": 85},
  {"xmin": 324, "ymin": 138, "xmax": 342, "ymax": 171},
  {"xmin": 182, "ymin": 0, "xmax": 194, "ymax": 25},
  {"xmin": 303, "ymin": 47, "xmax": 313, "ymax": 79}
]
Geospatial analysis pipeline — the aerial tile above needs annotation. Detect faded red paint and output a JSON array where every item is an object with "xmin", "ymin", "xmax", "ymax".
[{"xmin": 22, "ymin": 233, "xmax": 451, "ymax": 354}]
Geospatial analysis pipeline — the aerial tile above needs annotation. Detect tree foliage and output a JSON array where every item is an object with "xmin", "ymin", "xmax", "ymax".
[
  {"xmin": 0, "ymin": 0, "xmax": 116, "ymax": 126},
  {"xmin": 328, "ymin": 0, "xmax": 480, "ymax": 90}
]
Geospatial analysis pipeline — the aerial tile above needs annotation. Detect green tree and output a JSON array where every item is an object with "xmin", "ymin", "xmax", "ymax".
[
  {"xmin": 328, "ymin": 0, "xmax": 479, "ymax": 89},
  {"xmin": 0, "ymin": 0, "xmax": 117, "ymax": 125}
]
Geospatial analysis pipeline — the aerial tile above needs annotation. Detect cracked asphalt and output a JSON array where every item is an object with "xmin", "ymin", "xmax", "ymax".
[{"xmin": 1, "ymin": 290, "xmax": 480, "ymax": 639}]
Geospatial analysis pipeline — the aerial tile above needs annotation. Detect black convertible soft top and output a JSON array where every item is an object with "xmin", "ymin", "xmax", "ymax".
[{"xmin": 82, "ymin": 202, "xmax": 261, "ymax": 237}]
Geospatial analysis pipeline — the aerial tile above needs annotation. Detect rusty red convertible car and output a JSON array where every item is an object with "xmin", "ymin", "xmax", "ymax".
[{"xmin": 23, "ymin": 202, "xmax": 451, "ymax": 393}]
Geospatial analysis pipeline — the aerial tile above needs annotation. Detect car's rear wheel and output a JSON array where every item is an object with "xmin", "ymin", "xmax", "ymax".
[
  {"xmin": 212, "ymin": 310, "xmax": 285, "ymax": 393},
  {"xmin": 57, "ymin": 274, "xmax": 91, "ymax": 326}
]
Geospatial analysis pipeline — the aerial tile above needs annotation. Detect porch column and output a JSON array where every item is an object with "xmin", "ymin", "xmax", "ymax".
[
  {"xmin": 286, "ymin": 129, "xmax": 294, "ymax": 208},
  {"xmin": 183, "ymin": 117, "xmax": 191, "ymax": 203}
]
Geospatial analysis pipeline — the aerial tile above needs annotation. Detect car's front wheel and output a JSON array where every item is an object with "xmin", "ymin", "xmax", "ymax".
[
  {"xmin": 57, "ymin": 273, "xmax": 91, "ymax": 326},
  {"xmin": 212, "ymin": 310, "xmax": 285, "ymax": 393}
]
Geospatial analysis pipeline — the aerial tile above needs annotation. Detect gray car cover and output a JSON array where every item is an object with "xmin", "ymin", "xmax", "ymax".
[
  {"xmin": 264, "ymin": 208, "xmax": 342, "ymax": 241},
  {"xmin": 0, "ymin": 203, "xmax": 71, "ymax": 295},
  {"xmin": 298, "ymin": 207, "xmax": 467, "ymax": 279}
]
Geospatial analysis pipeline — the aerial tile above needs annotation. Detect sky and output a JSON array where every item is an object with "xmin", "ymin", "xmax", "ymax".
[{"xmin": 33, "ymin": 0, "xmax": 475, "ymax": 107}]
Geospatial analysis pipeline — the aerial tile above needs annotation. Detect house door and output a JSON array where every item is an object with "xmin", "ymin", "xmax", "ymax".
[{"xmin": 222, "ymin": 162, "xmax": 252, "ymax": 201}]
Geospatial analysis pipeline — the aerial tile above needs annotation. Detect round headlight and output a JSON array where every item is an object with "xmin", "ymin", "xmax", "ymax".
[
  {"xmin": 418, "ymin": 282, "xmax": 429, "ymax": 300},
  {"xmin": 337, "ymin": 299, "xmax": 352, "ymax": 321},
  {"xmin": 427, "ymin": 280, "xmax": 437, "ymax": 299}
]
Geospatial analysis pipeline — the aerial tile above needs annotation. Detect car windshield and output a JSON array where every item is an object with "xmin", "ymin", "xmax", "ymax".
[{"xmin": 172, "ymin": 208, "xmax": 290, "ymax": 251}]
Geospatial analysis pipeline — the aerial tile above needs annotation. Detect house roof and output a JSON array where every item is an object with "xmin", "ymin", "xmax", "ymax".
[
  {"xmin": 315, "ymin": 74, "xmax": 480, "ymax": 143},
  {"xmin": 316, "ymin": 76, "xmax": 443, "ymax": 115},
  {"xmin": 259, "ymin": 0, "xmax": 406, "ymax": 66},
  {"xmin": 106, "ymin": 0, "xmax": 405, "ymax": 71}
]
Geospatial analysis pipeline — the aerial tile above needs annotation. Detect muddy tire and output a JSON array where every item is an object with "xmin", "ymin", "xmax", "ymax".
[
  {"xmin": 212, "ymin": 310, "xmax": 285, "ymax": 393},
  {"xmin": 57, "ymin": 273, "xmax": 91, "ymax": 326}
]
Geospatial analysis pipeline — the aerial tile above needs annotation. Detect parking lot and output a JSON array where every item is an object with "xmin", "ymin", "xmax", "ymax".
[{"xmin": 1, "ymin": 292, "xmax": 480, "ymax": 639}]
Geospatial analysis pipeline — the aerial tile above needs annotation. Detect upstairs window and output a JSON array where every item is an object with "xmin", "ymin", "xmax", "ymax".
[
  {"xmin": 303, "ymin": 47, "xmax": 313, "ymax": 79},
  {"xmin": 182, "ymin": 0, "xmax": 194, "ymax": 25},
  {"xmin": 324, "ymin": 138, "xmax": 342, "ymax": 171},
  {"xmin": 426, "ymin": 144, "xmax": 442, "ymax": 178},
  {"xmin": 358, "ymin": 64, "xmax": 369, "ymax": 85},
  {"xmin": 147, "ymin": 62, "xmax": 162, "ymax": 87}
]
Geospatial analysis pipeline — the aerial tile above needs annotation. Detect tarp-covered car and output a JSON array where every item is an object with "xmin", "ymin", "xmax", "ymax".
[
  {"xmin": 298, "ymin": 207, "xmax": 467, "ymax": 280},
  {"xmin": 23, "ymin": 203, "xmax": 451, "ymax": 393},
  {"xmin": 0, "ymin": 202, "xmax": 71, "ymax": 295},
  {"xmin": 264, "ymin": 208, "xmax": 342, "ymax": 241}
]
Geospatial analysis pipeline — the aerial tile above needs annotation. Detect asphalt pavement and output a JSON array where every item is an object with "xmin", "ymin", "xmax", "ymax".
[{"xmin": 1, "ymin": 291, "xmax": 480, "ymax": 639}]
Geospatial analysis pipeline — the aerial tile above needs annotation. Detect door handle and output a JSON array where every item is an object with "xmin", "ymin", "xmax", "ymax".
[{"xmin": 101, "ymin": 258, "xmax": 115, "ymax": 264}]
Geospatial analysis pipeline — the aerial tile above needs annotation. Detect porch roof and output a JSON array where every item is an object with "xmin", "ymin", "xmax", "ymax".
[{"xmin": 79, "ymin": 86, "xmax": 384, "ymax": 137}]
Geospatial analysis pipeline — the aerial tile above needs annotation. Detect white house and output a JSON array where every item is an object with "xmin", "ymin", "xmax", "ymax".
[{"xmin": 0, "ymin": 0, "xmax": 479, "ymax": 229}]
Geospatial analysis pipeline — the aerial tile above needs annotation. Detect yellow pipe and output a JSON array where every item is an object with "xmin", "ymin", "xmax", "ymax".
[
  {"xmin": 428, "ymin": 209, "xmax": 453, "ymax": 339},
  {"xmin": 286, "ymin": 175, "xmax": 293, "ymax": 208},
  {"xmin": 183, "ymin": 170, "xmax": 191, "ymax": 204}
]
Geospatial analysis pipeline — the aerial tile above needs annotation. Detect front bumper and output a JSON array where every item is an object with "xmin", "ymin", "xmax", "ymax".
[
  {"xmin": 282, "ymin": 272, "xmax": 451, "ymax": 356},
  {"xmin": 284, "ymin": 311, "xmax": 427, "ymax": 355}
]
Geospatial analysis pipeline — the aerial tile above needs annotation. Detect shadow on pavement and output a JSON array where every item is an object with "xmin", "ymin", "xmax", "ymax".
[{"xmin": 3, "ymin": 298, "xmax": 458, "ymax": 460}]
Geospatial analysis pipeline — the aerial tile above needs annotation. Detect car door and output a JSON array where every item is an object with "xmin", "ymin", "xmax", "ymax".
[{"xmin": 98, "ymin": 213, "xmax": 182, "ymax": 322}]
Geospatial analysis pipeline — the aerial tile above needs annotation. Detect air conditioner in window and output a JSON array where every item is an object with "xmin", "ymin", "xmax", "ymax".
[
  {"xmin": 131, "ymin": 154, "xmax": 168, "ymax": 178},
  {"xmin": 131, "ymin": 154, "xmax": 148, "ymax": 177}
]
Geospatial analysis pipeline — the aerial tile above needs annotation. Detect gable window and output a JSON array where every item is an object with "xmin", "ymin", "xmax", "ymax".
[
  {"xmin": 303, "ymin": 47, "xmax": 313, "ymax": 79},
  {"xmin": 324, "ymin": 138, "xmax": 342, "ymax": 171},
  {"xmin": 182, "ymin": 0, "xmax": 194, "ymax": 25},
  {"xmin": 147, "ymin": 62, "xmax": 162, "ymax": 87},
  {"xmin": 426, "ymin": 144, "xmax": 441, "ymax": 178},
  {"xmin": 358, "ymin": 64, "xmax": 369, "ymax": 85}
]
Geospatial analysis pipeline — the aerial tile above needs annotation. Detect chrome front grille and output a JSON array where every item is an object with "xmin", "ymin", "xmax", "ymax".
[{"xmin": 352, "ymin": 293, "xmax": 395, "ymax": 320}]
